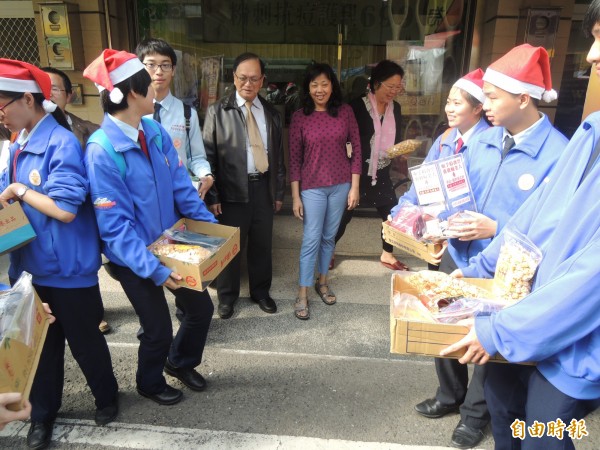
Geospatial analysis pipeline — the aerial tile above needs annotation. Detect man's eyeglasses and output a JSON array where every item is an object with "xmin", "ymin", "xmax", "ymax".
[
  {"xmin": 380, "ymin": 81, "xmax": 404, "ymax": 92},
  {"xmin": 234, "ymin": 73, "xmax": 263, "ymax": 85},
  {"xmin": 0, "ymin": 94, "xmax": 23, "ymax": 115},
  {"xmin": 143, "ymin": 63, "xmax": 173, "ymax": 72},
  {"xmin": 51, "ymin": 87, "xmax": 66, "ymax": 94}
]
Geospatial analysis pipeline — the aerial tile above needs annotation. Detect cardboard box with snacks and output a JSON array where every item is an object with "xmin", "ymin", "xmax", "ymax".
[{"xmin": 148, "ymin": 219, "xmax": 240, "ymax": 291}]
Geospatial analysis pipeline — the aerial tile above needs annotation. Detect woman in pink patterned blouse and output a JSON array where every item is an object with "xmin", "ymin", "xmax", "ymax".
[{"xmin": 289, "ymin": 63, "xmax": 362, "ymax": 320}]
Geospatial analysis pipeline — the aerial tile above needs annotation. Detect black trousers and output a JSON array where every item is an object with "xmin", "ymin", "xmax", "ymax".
[
  {"xmin": 216, "ymin": 178, "xmax": 273, "ymax": 305},
  {"xmin": 26, "ymin": 283, "xmax": 118, "ymax": 423},
  {"xmin": 107, "ymin": 263, "xmax": 213, "ymax": 394},
  {"xmin": 433, "ymin": 251, "xmax": 489, "ymax": 429},
  {"xmin": 335, "ymin": 201, "xmax": 396, "ymax": 253},
  {"xmin": 486, "ymin": 363, "xmax": 600, "ymax": 450}
]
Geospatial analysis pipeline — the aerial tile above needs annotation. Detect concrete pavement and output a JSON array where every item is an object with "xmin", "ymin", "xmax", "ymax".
[{"xmin": 1, "ymin": 213, "xmax": 598, "ymax": 449}]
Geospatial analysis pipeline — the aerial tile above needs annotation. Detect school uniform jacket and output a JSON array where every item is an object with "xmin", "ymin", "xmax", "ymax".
[
  {"xmin": 463, "ymin": 111, "xmax": 600, "ymax": 401},
  {"xmin": 391, "ymin": 119, "xmax": 490, "ymax": 215},
  {"xmin": 1, "ymin": 114, "xmax": 100, "ymax": 288},
  {"xmin": 84, "ymin": 115, "xmax": 216, "ymax": 286},
  {"xmin": 447, "ymin": 115, "xmax": 568, "ymax": 267}
]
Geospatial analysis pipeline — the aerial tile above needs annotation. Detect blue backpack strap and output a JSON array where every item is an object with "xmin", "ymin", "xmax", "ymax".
[{"xmin": 87, "ymin": 129, "xmax": 126, "ymax": 180}]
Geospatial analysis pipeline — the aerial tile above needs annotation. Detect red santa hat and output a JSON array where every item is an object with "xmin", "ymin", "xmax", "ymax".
[
  {"xmin": 483, "ymin": 44, "xmax": 557, "ymax": 103},
  {"xmin": 452, "ymin": 68, "xmax": 485, "ymax": 104},
  {"xmin": 83, "ymin": 49, "xmax": 145, "ymax": 104},
  {"xmin": 0, "ymin": 58, "xmax": 57, "ymax": 113}
]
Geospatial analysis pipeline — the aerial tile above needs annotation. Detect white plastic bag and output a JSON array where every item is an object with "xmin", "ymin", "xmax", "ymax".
[{"xmin": 0, "ymin": 271, "xmax": 37, "ymax": 347}]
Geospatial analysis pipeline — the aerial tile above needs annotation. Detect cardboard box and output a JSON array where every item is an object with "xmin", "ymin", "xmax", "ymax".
[
  {"xmin": 0, "ymin": 202, "xmax": 36, "ymax": 256},
  {"xmin": 382, "ymin": 221, "xmax": 442, "ymax": 265},
  {"xmin": 149, "ymin": 219, "xmax": 240, "ymax": 291},
  {"xmin": 0, "ymin": 289, "xmax": 50, "ymax": 411},
  {"xmin": 389, "ymin": 273, "xmax": 506, "ymax": 362}
]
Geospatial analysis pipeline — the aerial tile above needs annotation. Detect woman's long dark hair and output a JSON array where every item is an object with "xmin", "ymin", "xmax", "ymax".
[
  {"xmin": 301, "ymin": 63, "xmax": 343, "ymax": 117},
  {"xmin": 0, "ymin": 90, "xmax": 69, "ymax": 131}
]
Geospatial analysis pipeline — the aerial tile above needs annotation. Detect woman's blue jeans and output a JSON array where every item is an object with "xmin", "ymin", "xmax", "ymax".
[{"xmin": 299, "ymin": 183, "xmax": 350, "ymax": 287}]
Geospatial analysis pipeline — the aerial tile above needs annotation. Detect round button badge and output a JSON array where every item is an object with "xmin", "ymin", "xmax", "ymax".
[{"xmin": 518, "ymin": 173, "xmax": 535, "ymax": 191}]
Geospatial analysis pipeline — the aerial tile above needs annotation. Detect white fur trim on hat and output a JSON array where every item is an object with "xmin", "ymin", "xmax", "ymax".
[
  {"xmin": 0, "ymin": 77, "xmax": 41, "ymax": 93},
  {"xmin": 42, "ymin": 99, "xmax": 57, "ymax": 113},
  {"xmin": 453, "ymin": 78, "xmax": 486, "ymax": 104},
  {"xmin": 109, "ymin": 58, "xmax": 145, "ymax": 86},
  {"xmin": 109, "ymin": 88, "xmax": 124, "ymax": 104},
  {"xmin": 483, "ymin": 68, "xmax": 545, "ymax": 100},
  {"xmin": 542, "ymin": 89, "xmax": 558, "ymax": 103}
]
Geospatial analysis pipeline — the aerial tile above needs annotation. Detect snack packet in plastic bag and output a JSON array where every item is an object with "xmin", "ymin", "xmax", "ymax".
[
  {"xmin": 401, "ymin": 270, "xmax": 492, "ymax": 312},
  {"xmin": 492, "ymin": 228, "xmax": 542, "ymax": 302},
  {"xmin": 391, "ymin": 291, "xmax": 436, "ymax": 323},
  {"xmin": 0, "ymin": 271, "xmax": 37, "ymax": 347},
  {"xmin": 164, "ymin": 226, "xmax": 227, "ymax": 250},
  {"xmin": 432, "ymin": 296, "xmax": 505, "ymax": 324},
  {"xmin": 389, "ymin": 200, "xmax": 427, "ymax": 239},
  {"xmin": 386, "ymin": 139, "xmax": 424, "ymax": 159}
]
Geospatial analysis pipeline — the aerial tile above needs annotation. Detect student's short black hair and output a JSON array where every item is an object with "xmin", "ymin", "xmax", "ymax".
[
  {"xmin": 301, "ymin": 62, "xmax": 343, "ymax": 117},
  {"xmin": 41, "ymin": 66, "xmax": 72, "ymax": 94},
  {"xmin": 100, "ymin": 69, "xmax": 151, "ymax": 114},
  {"xmin": 583, "ymin": 0, "xmax": 600, "ymax": 38},
  {"xmin": 135, "ymin": 38, "xmax": 177, "ymax": 65},
  {"xmin": 369, "ymin": 60, "xmax": 404, "ymax": 93},
  {"xmin": 233, "ymin": 52, "xmax": 265, "ymax": 75}
]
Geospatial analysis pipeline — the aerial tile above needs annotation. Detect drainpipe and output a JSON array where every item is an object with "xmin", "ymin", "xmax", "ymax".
[{"xmin": 103, "ymin": 0, "xmax": 112, "ymax": 48}]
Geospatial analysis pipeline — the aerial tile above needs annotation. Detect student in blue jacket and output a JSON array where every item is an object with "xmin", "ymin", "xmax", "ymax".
[
  {"xmin": 391, "ymin": 69, "xmax": 491, "ymax": 449},
  {"xmin": 443, "ymin": 4, "xmax": 600, "ymax": 448},
  {"xmin": 444, "ymin": 45, "xmax": 567, "ymax": 272},
  {"xmin": 0, "ymin": 59, "xmax": 118, "ymax": 449},
  {"xmin": 413, "ymin": 47, "xmax": 568, "ymax": 449},
  {"xmin": 83, "ymin": 49, "xmax": 216, "ymax": 407},
  {"xmin": 391, "ymin": 68, "xmax": 489, "ymax": 246}
]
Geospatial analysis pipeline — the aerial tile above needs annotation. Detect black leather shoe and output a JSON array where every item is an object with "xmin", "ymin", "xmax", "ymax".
[
  {"xmin": 451, "ymin": 421, "xmax": 485, "ymax": 449},
  {"xmin": 218, "ymin": 303, "xmax": 234, "ymax": 319},
  {"xmin": 164, "ymin": 359, "xmax": 207, "ymax": 391},
  {"xmin": 27, "ymin": 421, "xmax": 53, "ymax": 449},
  {"xmin": 414, "ymin": 398, "xmax": 460, "ymax": 418},
  {"xmin": 252, "ymin": 296, "xmax": 277, "ymax": 314},
  {"xmin": 95, "ymin": 394, "xmax": 119, "ymax": 426},
  {"xmin": 136, "ymin": 384, "xmax": 183, "ymax": 405}
]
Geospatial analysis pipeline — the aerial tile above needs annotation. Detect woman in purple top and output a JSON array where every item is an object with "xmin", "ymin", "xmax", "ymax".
[{"xmin": 289, "ymin": 63, "xmax": 362, "ymax": 320}]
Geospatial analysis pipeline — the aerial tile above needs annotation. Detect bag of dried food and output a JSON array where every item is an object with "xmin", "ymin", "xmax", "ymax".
[{"xmin": 492, "ymin": 227, "xmax": 543, "ymax": 302}]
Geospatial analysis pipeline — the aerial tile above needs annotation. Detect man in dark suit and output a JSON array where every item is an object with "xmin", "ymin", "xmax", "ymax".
[
  {"xmin": 203, "ymin": 52, "xmax": 285, "ymax": 319},
  {"xmin": 43, "ymin": 67, "xmax": 111, "ymax": 335}
]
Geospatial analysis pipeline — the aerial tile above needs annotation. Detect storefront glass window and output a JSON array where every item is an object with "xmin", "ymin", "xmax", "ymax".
[{"xmin": 138, "ymin": 0, "xmax": 475, "ymax": 184}]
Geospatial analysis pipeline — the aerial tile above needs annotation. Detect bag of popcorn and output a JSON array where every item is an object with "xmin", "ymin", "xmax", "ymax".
[{"xmin": 492, "ymin": 228, "xmax": 543, "ymax": 303}]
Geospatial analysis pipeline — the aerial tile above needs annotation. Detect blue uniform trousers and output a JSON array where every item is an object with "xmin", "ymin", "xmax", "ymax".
[
  {"xmin": 25, "ymin": 283, "xmax": 118, "ymax": 422},
  {"xmin": 107, "ymin": 263, "xmax": 213, "ymax": 394},
  {"xmin": 485, "ymin": 362, "xmax": 600, "ymax": 450}
]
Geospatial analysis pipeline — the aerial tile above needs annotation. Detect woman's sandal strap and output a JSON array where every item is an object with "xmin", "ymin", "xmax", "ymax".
[{"xmin": 315, "ymin": 283, "xmax": 337, "ymax": 305}]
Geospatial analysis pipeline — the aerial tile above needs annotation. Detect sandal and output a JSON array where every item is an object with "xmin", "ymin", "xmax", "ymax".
[
  {"xmin": 314, "ymin": 281, "xmax": 337, "ymax": 305},
  {"xmin": 294, "ymin": 297, "xmax": 310, "ymax": 320}
]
